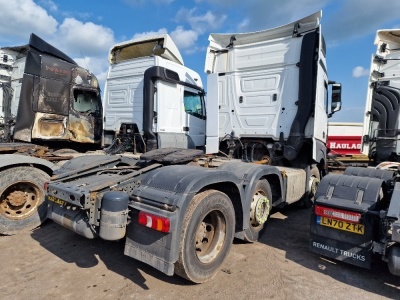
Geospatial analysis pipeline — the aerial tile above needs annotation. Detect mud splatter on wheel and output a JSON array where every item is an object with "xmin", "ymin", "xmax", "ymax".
[
  {"xmin": 174, "ymin": 190, "xmax": 235, "ymax": 283},
  {"xmin": 243, "ymin": 179, "xmax": 272, "ymax": 242}
]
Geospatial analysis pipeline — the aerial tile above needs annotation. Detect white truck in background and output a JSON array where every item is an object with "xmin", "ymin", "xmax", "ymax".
[
  {"xmin": 45, "ymin": 11, "xmax": 342, "ymax": 283},
  {"xmin": 326, "ymin": 122, "xmax": 368, "ymax": 169},
  {"xmin": 327, "ymin": 122, "xmax": 363, "ymax": 157},
  {"xmin": 310, "ymin": 29, "xmax": 400, "ymax": 276},
  {"xmin": 102, "ymin": 34, "xmax": 205, "ymax": 153}
]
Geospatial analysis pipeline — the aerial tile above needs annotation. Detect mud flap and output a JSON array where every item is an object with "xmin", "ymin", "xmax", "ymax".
[
  {"xmin": 309, "ymin": 233, "xmax": 372, "ymax": 268},
  {"xmin": 309, "ymin": 173, "xmax": 386, "ymax": 269}
]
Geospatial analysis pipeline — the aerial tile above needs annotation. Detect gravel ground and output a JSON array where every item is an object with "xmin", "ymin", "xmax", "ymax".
[{"xmin": 1, "ymin": 205, "xmax": 399, "ymax": 300}]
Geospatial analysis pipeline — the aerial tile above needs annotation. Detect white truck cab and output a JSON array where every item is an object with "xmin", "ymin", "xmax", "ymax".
[{"xmin": 103, "ymin": 34, "xmax": 206, "ymax": 151}]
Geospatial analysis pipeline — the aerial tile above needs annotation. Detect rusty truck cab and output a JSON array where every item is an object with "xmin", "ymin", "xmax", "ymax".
[{"xmin": 8, "ymin": 34, "xmax": 102, "ymax": 146}]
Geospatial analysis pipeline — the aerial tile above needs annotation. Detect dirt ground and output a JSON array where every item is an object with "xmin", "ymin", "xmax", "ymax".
[{"xmin": 1, "ymin": 205, "xmax": 399, "ymax": 300}]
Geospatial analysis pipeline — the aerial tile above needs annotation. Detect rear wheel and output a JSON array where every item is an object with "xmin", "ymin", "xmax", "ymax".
[
  {"xmin": 174, "ymin": 190, "xmax": 235, "ymax": 283},
  {"xmin": 0, "ymin": 166, "xmax": 49, "ymax": 235},
  {"xmin": 243, "ymin": 179, "xmax": 272, "ymax": 242}
]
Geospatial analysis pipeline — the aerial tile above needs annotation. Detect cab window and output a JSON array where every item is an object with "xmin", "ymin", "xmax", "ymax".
[
  {"xmin": 184, "ymin": 91, "xmax": 205, "ymax": 119},
  {"xmin": 73, "ymin": 90, "xmax": 101, "ymax": 114}
]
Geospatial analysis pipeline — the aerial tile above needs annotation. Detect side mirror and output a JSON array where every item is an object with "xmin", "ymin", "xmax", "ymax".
[{"xmin": 329, "ymin": 83, "xmax": 342, "ymax": 117}]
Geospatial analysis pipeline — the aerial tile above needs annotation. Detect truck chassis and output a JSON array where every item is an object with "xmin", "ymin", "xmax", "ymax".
[{"xmin": 46, "ymin": 148, "xmax": 313, "ymax": 282}]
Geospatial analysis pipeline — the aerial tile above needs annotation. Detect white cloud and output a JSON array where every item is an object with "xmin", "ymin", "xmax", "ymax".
[
  {"xmin": 0, "ymin": 0, "xmax": 57, "ymax": 40},
  {"xmin": 237, "ymin": 19, "xmax": 250, "ymax": 32},
  {"xmin": 175, "ymin": 8, "xmax": 226, "ymax": 34},
  {"xmin": 170, "ymin": 26, "xmax": 199, "ymax": 49},
  {"xmin": 171, "ymin": 8, "xmax": 226, "ymax": 53},
  {"xmin": 192, "ymin": 0, "xmax": 400, "ymax": 46},
  {"xmin": 188, "ymin": 0, "xmax": 329, "ymax": 32},
  {"xmin": 132, "ymin": 28, "xmax": 168, "ymax": 40},
  {"xmin": 131, "ymin": 27, "xmax": 199, "ymax": 53},
  {"xmin": 54, "ymin": 18, "xmax": 116, "ymax": 57},
  {"xmin": 39, "ymin": 0, "xmax": 57, "ymax": 11},
  {"xmin": 61, "ymin": 11, "xmax": 93, "ymax": 21},
  {"xmin": 352, "ymin": 66, "xmax": 370, "ymax": 78},
  {"xmin": 0, "ymin": 0, "xmax": 115, "ymax": 91}
]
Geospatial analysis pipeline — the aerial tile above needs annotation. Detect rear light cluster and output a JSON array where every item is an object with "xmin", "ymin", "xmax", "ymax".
[
  {"xmin": 315, "ymin": 205, "xmax": 361, "ymax": 223},
  {"xmin": 138, "ymin": 211, "xmax": 170, "ymax": 233}
]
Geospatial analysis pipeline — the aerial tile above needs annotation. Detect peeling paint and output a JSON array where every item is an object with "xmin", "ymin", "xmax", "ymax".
[
  {"xmin": 68, "ymin": 114, "xmax": 95, "ymax": 143},
  {"xmin": 13, "ymin": 128, "xmax": 32, "ymax": 142},
  {"xmin": 31, "ymin": 113, "xmax": 66, "ymax": 140}
]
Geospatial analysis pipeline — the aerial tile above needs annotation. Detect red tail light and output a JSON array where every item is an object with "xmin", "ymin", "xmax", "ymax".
[
  {"xmin": 315, "ymin": 205, "xmax": 361, "ymax": 223},
  {"xmin": 138, "ymin": 211, "xmax": 170, "ymax": 233}
]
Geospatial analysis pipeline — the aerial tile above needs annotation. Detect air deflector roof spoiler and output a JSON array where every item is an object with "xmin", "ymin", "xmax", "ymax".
[{"xmin": 109, "ymin": 34, "xmax": 184, "ymax": 65}]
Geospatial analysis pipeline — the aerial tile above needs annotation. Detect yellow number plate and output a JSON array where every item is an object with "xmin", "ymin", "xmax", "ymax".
[
  {"xmin": 48, "ymin": 195, "xmax": 65, "ymax": 206},
  {"xmin": 317, "ymin": 216, "xmax": 364, "ymax": 235}
]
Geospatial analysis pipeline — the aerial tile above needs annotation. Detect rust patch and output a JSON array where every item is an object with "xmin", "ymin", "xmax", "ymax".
[
  {"xmin": 31, "ymin": 112, "xmax": 67, "ymax": 140},
  {"xmin": 0, "ymin": 143, "xmax": 48, "ymax": 153},
  {"xmin": 0, "ymin": 142, "xmax": 72, "ymax": 161},
  {"xmin": 38, "ymin": 119, "xmax": 65, "ymax": 136},
  {"xmin": 68, "ymin": 114, "xmax": 95, "ymax": 143}
]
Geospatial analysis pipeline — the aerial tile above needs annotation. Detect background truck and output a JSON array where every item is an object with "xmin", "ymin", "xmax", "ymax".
[
  {"xmin": 326, "ymin": 122, "xmax": 369, "ymax": 170},
  {"xmin": 45, "ymin": 11, "xmax": 341, "ymax": 283},
  {"xmin": 310, "ymin": 28, "xmax": 400, "ymax": 276},
  {"xmin": 102, "ymin": 33, "xmax": 205, "ymax": 154},
  {"xmin": 0, "ymin": 34, "xmax": 103, "ymax": 235},
  {"xmin": 327, "ymin": 122, "xmax": 363, "ymax": 157}
]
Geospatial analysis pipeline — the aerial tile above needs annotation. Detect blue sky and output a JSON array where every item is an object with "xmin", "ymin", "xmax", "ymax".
[{"xmin": 2, "ymin": 0, "xmax": 400, "ymax": 122}]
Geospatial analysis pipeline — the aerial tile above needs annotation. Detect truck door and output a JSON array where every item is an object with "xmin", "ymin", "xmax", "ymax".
[
  {"xmin": 183, "ymin": 89, "xmax": 206, "ymax": 148},
  {"xmin": 70, "ymin": 87, "xmax": 103, "ymax": 143}
]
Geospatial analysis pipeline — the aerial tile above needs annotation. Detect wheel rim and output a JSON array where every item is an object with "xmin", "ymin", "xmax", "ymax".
[
  {"xmin": 250, "ymin": 190, "xmax": 270, "ymax": 229},
  {"xmin": 195, "ymin": 210, "xmax": 226, "ymax": 264},
  {"xmin": 0, "ymin": 181, "xmax": 43, "ymax": 220}
]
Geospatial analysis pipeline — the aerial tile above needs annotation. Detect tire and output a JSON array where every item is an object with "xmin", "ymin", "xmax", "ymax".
[
  {"xmin": 0, "ymin": 166, "xmax": 49, "ymax": 235},
  {"xmin": 174, "ymin": 190, "xmax": 235, "ymax": 283},
  {"xmin": 243, "ymin": 179, "xmax": 273, "ymax": 242},
  {"xmin": 301, "ymin": 166, "xmax": 320, "ymax": 208}
]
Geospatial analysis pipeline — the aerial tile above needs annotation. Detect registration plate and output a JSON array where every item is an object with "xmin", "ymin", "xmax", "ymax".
[
  {"xmin": 48, "ymin": 195, "xmax": 66, "ymax": 206},
  {"xmin": 316, "ymin": 216, "xmax": 364, "ymax": 235}
]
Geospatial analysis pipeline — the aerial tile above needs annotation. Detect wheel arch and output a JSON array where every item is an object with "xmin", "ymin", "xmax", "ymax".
[
  {"xmin": 217, "ymin": 162, "xmax": 284, "ymax": 234},
  {"xmin": 0, "ymin": 154, "xmax": 55, "ymax": 175},
  {"xmin": 218, "ymin": 162, "xmax": 284, "ymax": 206},
  {"xmin": 261, "ymin": 173, "xmax": 282, "ymax": 206},
  {"xmin": 126, "ymin": 163, "xmax": 285, "ymax": 274},
  {"xmin": 197, "ymin": 181, "xmax": 244, "ymax": 232},
  {"xmin": 128, "ymin": 165, "xmax": 245, "ymax": 273},
  {"xmin": 316, "ymin": 158, "xmax": 326, "ymax": 177}
]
